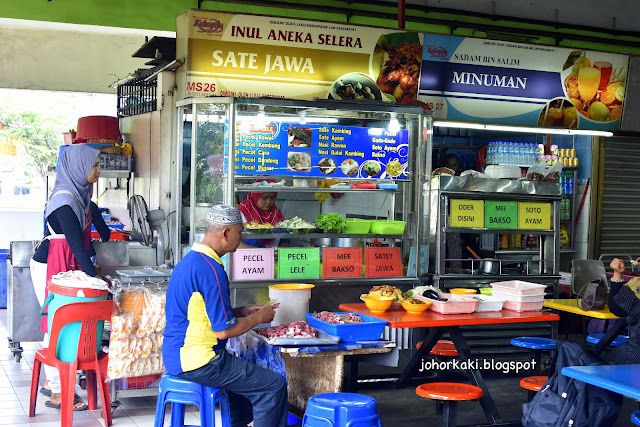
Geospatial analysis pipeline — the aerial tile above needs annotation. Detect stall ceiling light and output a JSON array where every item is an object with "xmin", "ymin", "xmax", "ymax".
[
  {"xmin": 433, "ymin": 120, "xmax": 613, "ymax": 137},
  {"xmin": 241, "ymin": 116, "xmax": 339, "ymax": 124}
]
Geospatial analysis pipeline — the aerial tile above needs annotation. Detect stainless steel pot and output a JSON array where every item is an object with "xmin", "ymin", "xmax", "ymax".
[
  {"xmin": 478, "ymin": 259, "xmax": 500, "ymax": 274},
  {"xmin": 331, "ymin": 237, "xmax": 358, "ymax": 247},
  {"xmin": 310, "ymin": 237, "xmax": 332, "ymax": 248}
]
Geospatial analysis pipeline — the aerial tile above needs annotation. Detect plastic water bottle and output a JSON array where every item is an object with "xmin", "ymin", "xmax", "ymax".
[
  {"xmin": 507, "ymin": 143, "xmax": 515, "ymax": 165},
  {"xmin": 486, "ymin": 142, "xmax": 493, "ymax": 164}
]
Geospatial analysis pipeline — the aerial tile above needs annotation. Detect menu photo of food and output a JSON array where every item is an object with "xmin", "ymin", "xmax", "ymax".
[
  {"xmin": 327, "ymin": 72, "xmax": 382, "ymax": 101},
  {"xmin": 340, "ymin": 159, "xmax": 359, "ymax": 176},
  {"xmin": 288, "ymin": 127, "xmax": 312, "ymax": 148},
  {"xmin": 287, "ymin": 151, "xmax": 312, "ymax": 173},
  {"xmin": 537, "ymin": 98, "xmax": 579, "ymax": 128},
  {"xmin": 373, "ymin": 32, "xmax": 422, "ymax": 104},
  {"xmin": 562, "ymin": 50, "xmax": 626, "ymax": 123},
  {"xmin": 362, "ymin": 160, "xmax": 382, "ymax": 177},
  {"xmin": 384, "ymin": 160, "xmax": 403, "ymax": 178},
  {"xmin": 318, "ymin": 157, "xmax": 337, "ymax": 175}
]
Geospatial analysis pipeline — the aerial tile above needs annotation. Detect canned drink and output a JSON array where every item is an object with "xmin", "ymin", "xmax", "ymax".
[
  {"xmin": 572, "ymin": 157, "xmax": 579, "ymax": 166},
  {"xmin": 569, "ymin": 148, "xmax": 576, "ymax": 157}
]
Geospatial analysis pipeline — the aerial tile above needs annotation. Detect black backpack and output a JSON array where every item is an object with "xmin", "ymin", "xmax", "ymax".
[{"xmin": 522, "ymin": 341, "xmax": 622, "ymax": 427}]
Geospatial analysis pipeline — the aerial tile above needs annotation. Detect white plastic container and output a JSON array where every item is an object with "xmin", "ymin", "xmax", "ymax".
[
  {"xmin": 502, "ymin": 300, "xmax": 545, "ymax": 312},
  {"xmin": 492, "ymin": 291, "xmax": 545, "ymax": 302},
  {"xmin": 470, "ymin": 294, "xmax": 506, "ymax": 312},
  {"xmin": 490, "ymin": 280, "xmax": 547, "ymax": 296},
  {"xmin": 268, "ymin": 283, "xmax": 314, "ymax": 326}
]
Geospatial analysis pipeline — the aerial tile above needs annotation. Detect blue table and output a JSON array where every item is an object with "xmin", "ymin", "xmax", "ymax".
[{"xmin": 561, "ymin": 364, "xmax": 640, "ymax": 400}]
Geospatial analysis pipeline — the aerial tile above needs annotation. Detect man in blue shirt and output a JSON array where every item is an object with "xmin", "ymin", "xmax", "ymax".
[{"xmin": 163, "ymin": 205, "xmax": 287, "ymax": 427}]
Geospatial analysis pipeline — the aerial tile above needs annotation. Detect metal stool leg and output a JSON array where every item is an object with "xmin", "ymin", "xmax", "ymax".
[{"xmin": 442, "ymin": 401, "xmax": 457, "ymax": 427}]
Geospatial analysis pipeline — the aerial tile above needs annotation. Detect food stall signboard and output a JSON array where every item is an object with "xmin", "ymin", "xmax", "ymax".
[
  {"xmin": 518, "ymin": 202, "xmax": 551, "ymax": 230},
  {"xmin": 485, "ymin": 201, "xmax": 518, "ymax": 229},
  {"xmin": 418, "ymin": 33, "xmax": 629, "ymax": 130},
  {"xmin": 322, "ymin": 248, "xmax": 363, "ymax": 278},
  {"xmin": 232, "ymin": 124, "xmax": 409, "ymax": 180},
  {"xmin": 278, "ymin": 247, "xmax": 320, "ymax": 279},
  {"xmin": 365, "ymin": 247, "xmax": 403, "ymax": 277},
  {"xmin": 232, "ymin": 248, "xmax": 274, "ymax": 280},
  {"xmin": 177, "ymin": 9, "xmax": 423, "ymax": 105},
  {"xmin": 450, "ymin": 199, "xmax": 484, "ymax": 228}
]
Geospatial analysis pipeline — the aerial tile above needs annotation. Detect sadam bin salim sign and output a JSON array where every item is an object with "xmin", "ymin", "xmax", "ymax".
[
  {"xmin": 418, "ymin": 34, "xmax": 629, "ymax": 130},
  {"xmin": 176, "ymin": 10, "xmax": 423, "ymax": 104}
]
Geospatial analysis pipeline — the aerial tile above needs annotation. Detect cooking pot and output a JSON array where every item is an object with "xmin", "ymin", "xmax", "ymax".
[
  {"xmin": 331, "ymin": 237, "xmax": 359, "ymax": 247},
  {"xmin": 310, "ymin": 237, "xmax": 332, "ymax": 247},
  {"xmin": 478, "ymin": 259, "xmax": 500, "ymax": 275}
]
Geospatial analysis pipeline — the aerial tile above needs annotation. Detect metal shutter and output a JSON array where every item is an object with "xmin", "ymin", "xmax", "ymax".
[{"xmin": 596, "ymin": 137, "xmax": 640, "ymax": 257}]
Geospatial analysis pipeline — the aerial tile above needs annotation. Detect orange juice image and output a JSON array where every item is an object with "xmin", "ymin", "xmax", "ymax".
[
  {"xmin": 578, "ymin": 67, "xmax": 601, "ymax": 102},
  {"xmin": 563, "ymin": 107, "xmax": 578, "ymax": 128},
  {"xmin": 593, "ymin": 61, "xmax": 612, "ymax": 91}
]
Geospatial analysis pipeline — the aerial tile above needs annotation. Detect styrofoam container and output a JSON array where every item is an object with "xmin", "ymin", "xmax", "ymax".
[
  {"xmin": 503, "ymin": 300, "xmax": 545, "ymax": 312},
  {"xmin": 490, "ymin": 280, "xmax": 547, "ymax": 296},
  {"xmin": 470, "ymin": 294, "xmax": 506, "ymax": 312},
  {"xmin": 427, "ymin": 293, "xmax": 478, "ymax": 314},
  {"xmin": 484, "ymin": 164, "xmax": 522, "ymax": 179},
  {"xmin": 492, "ymin": 291, "xmax": 545, "ymax": 302},
  {"xmin": 305, "ymin": 312, "xmax": 387, "ymax": 342}
]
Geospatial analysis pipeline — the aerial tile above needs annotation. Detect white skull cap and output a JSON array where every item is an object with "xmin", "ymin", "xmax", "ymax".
[{"xmin": 205, "ymin": 204, "xmax": 242, "ymax": 225}]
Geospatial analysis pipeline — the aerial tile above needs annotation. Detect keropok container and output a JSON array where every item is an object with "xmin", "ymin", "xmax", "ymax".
[
  {"xmin": 268, "ymin": 283, "xmax": 314, "ymax": 326},
  {"xmin": 42, "ymin": 281, "xmax": 109, "ymax": 363}
]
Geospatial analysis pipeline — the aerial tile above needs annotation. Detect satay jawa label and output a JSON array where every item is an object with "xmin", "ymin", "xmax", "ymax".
[
  {"xmin": 178, "ymin": 9, "xmax": 423, "ymax": 104},
  {"xmin": 365, "ymin": 247, "xmax": 403, "ymax": 277},
  {"xmin": 322, "ymin": 248, "xmax": 363, "ymax": 278},
  {"xmin": 277, "ymin": 247, "xmax": 320, "ymax": 279},
  {"xmin": 232, "ymin": 248, "xmax": 274, "ymax": 280},
  {"xmin": 518, "ymin": 202, "xmax": 552, "ymax": 230},
  {"xmin": 229, "ymin": 123, "xmax": 409, "ymax": 180},
  {"xmin": 485, "ymin": 201, "xmax": 518, "ymax": 229},
  {"xmin": 449, "ymin": 199, "xmax": 485, "ymax": 228}
]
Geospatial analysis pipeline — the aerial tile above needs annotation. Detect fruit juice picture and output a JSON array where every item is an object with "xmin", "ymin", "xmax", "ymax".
[
  {"xmin": 593, "ymin": 61, "xmax": 613, "ymax": 91},
  {"xmin": 563, "ymin": 107, "xmax": 578, "ymax": 128},
  {"xmin": 578, "ymin": 66, "xmax": 601, "ymax": 102},
  {"xmin": 549, "ymin": 105, "xmax": 564, "ymax": 126}
]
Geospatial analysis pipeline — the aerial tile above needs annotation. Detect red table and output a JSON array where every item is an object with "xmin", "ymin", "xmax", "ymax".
[{"xmin": 339, "ymin": 303, "xmax": 560, "ymax": 424}]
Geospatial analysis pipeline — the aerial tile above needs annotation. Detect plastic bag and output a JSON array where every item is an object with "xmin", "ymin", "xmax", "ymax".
[
  {"xmin": 526, "ymin": 161, "xmax": 547, "ymax": 181},
  {"xmin": 107, "ymin": 284, "xmax": 167, "ymax": 380},
  {"xmin": 543, "ymin": 161, "xmax": 563, "ymax": 182}
]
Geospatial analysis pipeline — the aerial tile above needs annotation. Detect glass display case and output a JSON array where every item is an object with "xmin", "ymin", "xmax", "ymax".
[{"xmin": 173, "ymin": 97, "xmax": 429, "ymax": 310}]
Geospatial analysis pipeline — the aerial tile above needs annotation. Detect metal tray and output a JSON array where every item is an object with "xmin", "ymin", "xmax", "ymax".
[{"xmin": 249, "ymin": 328, "xmax": 340, "ymax": 346}]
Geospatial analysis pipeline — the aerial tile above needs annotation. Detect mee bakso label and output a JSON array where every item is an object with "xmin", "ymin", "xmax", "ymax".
[
  {"xmin": 232, "ymin": 124, "xmax": 409, "ymax": 179},
  {"xmin": 323, "ymin": 248, "xmax": 363, "ymax": 278},
  {"xmin": 484, "ymin": 201, "xmax": 517, "ymax": 229}
]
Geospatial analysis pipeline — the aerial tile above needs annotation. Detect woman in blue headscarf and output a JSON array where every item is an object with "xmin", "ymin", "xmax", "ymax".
[{"xmin": 30, "ymin": 144, "xmax": 111, "ymax": 410}]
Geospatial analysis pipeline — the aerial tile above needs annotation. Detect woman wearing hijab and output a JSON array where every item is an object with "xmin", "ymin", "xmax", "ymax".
[
  {"xmin": 237, "ymin": 180, "xmax": 286, "ymax": 247},
  {"xmin": 30, "ymin": 144, "xmax": 110, "ymax": 411}
]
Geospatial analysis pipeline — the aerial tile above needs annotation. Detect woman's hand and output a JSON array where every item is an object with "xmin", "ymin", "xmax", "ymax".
[{"xmin": 610, "ymin": 258, "xmax": 626, "ymax": 281}]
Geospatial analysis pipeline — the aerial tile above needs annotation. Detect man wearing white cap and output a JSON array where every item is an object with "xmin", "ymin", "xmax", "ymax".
[{"xmin": 163, "ymin": 205, "xmax": 287, "ymax": 427}]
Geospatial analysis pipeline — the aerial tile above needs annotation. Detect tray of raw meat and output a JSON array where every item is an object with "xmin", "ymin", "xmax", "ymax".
[{"xmin": 251, "ymin": 320, "xmax": 340, "ymax": 346}]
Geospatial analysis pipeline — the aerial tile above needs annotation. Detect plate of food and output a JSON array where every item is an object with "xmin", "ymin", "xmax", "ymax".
[
  {"xmin": 362, "ymin": 160, "xmax": 382, "ymax": 177},
  {"xmin": 243, "ymin": 221, "xmax": 274, "ymax": 234},
  {"xmin": 327, "ymin": 72, "xmax": 382, "ymax": 101},
  {"xmin": 287, "ymin": 152, "xmax": 312, "ymax": 172},
  {"xmin": 318, "ymin": 157, "xmax": 337, "ymax": 175},
  {"xmin": 275, "ymin": 216, "xmax": 316, "ymax": 233},
  {"xmin": 288, "ymin": 127, "xmax": 312, "ymax": 148},
  {"xmin": 340, "ymin": 159, "xmax": 359, "ymax": 176}
]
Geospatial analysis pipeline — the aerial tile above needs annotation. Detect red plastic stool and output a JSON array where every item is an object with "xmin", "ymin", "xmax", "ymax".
[
  {"xmin": 416, "ymin": 382, "xmax": 484, "ymax": 427},
  {"xmin": 520, "ymin": 376, "xmax": 548, "ymax": 401},
  {"xmin": 417, "ymin": 340, "xmax": 459, "ymax": 356}
]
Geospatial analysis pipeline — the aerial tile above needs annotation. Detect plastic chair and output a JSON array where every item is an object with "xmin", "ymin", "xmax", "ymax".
[
  {"xmin": 631, "ymin": 409, "xmax": 640, "ymax": 426},
  {"xmin": 510, "ymin": 337, "xmax": 557, "ymax": 374},
  {"xmin": 154, "ymin": 373, "xmax": 231, "ymax": 427},
  {"xmin": 586, "ymin": 333, "xmax": 629, "ymax": 347},
  {"xmin": 571, "ymin": 259, "xmax": 608, "ymax": 296},
  {"xmin": 302, "ymin": 392, "xmax": 381, "ymax": 427},
  {"xmin": 519, "ymin": 376, "xmax": 548, "ymax": 401},
  {"xmin": 415, "ymin": 382, "xmax": 484, "ymax": 427},
  {"xmin": 417, "ymin": 340, "xmax": 459, "ymax": 356},
  {"xmin": 29, "ymin": 300, "xmax": 114, "ymax": 427}
]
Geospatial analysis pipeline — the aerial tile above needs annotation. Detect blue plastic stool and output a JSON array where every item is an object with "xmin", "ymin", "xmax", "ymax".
[
  {"xmin": 303, "ymin": 393, "xmax": 381, "ymax": 427},
  {"xmin": 154, "ymin": 373, "xmax": 231, "ymax": 427},
  {"xmin": 631, "ymin": 409, "xmax": 640, "ymax": 426},
  {"xmin": 586, "ymin": 333, "xmax": 629, "ymax": 347},
  {"xmin": 511, "ymin": 337, "xmax": 557, "ymax": 375}
]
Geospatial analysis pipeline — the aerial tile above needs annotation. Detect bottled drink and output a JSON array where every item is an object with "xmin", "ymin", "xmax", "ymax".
[
  {"xmin": 487, "ymin": 142, "xmax": 495, "ymax": 164},
  {"xmin": 496, "ymin": 142, "xmax": 504, "ymax": 164}
]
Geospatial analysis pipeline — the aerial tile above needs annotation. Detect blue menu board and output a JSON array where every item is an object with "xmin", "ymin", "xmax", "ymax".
[{"xmin": 232, "ymin": 122, "xmax": 409, "ymax": 180}]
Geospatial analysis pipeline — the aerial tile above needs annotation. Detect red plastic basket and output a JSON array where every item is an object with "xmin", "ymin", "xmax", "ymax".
[{"xmin": 74, "ymin": 116, "xmax": 121, "ymax": 142}]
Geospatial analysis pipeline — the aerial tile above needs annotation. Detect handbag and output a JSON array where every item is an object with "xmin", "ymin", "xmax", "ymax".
[{"xmin": 577, "ymin": 278, "xmax": 608, "ymax": 311}]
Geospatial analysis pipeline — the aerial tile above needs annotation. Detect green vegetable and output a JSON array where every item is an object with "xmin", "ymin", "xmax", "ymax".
[{"xmin": 315, "ymin": 213, "xmax": 347, "ymax": 233}]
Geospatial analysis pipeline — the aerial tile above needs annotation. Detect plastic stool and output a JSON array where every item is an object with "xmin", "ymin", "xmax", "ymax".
[
  {"xmin": 511, "ymin": 337, "xmax": 557, "ymax": 374},
  {"xmin": 416, "ymin": 382, "xmax": 484, "ymax": 427},
  {"xmin": 154, "ymin": 373, "xmax": 231, "ymax": 427},
  {"xmin": 519, "ymin": 376, "xmax": 548, "ymax": 401},
  {"xmin": 586, "ymin": 333, "xmax": 629, "ymax": 347},
  {"xmin": 631, "ymin": 409, "xmax": 640, "ymax": 426},
  {"xmin": 417, "ymin": 340, "xmax": 459, "ymax": 356},
  {"xmin": 302, "ymin": 392, "xmax": 381, "ymax": 427}
]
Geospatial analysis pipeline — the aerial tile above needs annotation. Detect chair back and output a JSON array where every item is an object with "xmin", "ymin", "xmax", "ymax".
[
  {"xmin": 571, "ymin": 259, "xmax": 607, "ymax": 296},
  {"xmin": 46, "ymin": 300, "xmax": 114, "ymax": 365}
]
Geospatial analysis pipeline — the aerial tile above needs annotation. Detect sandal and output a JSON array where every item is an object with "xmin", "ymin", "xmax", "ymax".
[
  {"xmin": 44, "ymin": 394, "xmax": 88, "ymax": 411},
  {"xmin": 39, "ymin": 387, "xmax": 52, "ymax": 397}
]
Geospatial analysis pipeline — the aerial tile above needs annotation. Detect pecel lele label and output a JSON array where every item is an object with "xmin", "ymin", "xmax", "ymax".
[
  {"xmin": 277, "ymin": 247, "xmax": 320, "ymax": 279},
  {"xmin": 450, "ymin": 199, "xmax": 485, "ymax": 228},
  {"xmin": 518, "ymin": 202, "xmax": 551, "ymax": 230},
  {"xmin": 485, "ymin": 201, "xmax": 518, "ymax": 229},
  {"xmin": 232, "ymin": 248, "xmax": 274, "ymax": 280},
  {"xmin": 365, "ymin": 247, "xmax": 403, "ymax": 277},
  {"xmin": 323, "ymin": 248, "xmax": 363, "ymax": 278}
]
